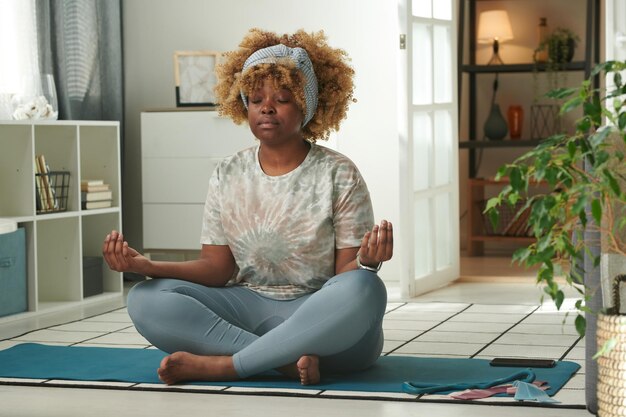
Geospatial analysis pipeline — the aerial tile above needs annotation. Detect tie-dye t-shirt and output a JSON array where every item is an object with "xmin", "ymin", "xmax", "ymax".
[{"xmin": 200, "ymin": 144, "xmax": 374, "ymax": 300}]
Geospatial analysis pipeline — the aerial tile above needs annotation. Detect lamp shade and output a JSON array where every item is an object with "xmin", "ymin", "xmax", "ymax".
[{"xmin": 477, "ymin": 10, "xmax": 514, "ymax": 43}]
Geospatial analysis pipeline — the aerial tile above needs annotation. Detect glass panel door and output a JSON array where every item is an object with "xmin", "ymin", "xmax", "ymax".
[{"xmin": 401, "ymin": 0, "xmax": 459, "ymax": 297}]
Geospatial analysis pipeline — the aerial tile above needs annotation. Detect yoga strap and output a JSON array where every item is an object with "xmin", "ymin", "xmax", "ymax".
[{"xmin": 401, "ymin": 369, "xmax": 536, "ymax": 395}]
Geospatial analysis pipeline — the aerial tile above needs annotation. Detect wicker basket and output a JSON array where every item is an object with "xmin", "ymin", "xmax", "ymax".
[
  {"xmin": 479, "ymin": 200, "xmax": 530, "ymax": 236},
  {"xmin": 597, "ymin": 274, "xmax": 626, "ymax": 417},
  {"xmin": 35, "ymin": 171, "xmax": 70, "ymax": 214}
]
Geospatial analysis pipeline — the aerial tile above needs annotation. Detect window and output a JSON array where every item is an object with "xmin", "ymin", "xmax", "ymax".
[{"xmin": 0, "ymin": 0, "xmax": 40, "ymax": 118}]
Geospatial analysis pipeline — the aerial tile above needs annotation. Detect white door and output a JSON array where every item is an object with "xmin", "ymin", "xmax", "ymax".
[
  {"xmin": 606, "ymin": 0, "xmax": 625, "ymax": 123},
  {"xmin": 606, "ymin": 0, "xmax": 626, "ymax": 61},
  {"xmin": 399, "ymin": 0, "xmax": 460, "ymax": 297}
]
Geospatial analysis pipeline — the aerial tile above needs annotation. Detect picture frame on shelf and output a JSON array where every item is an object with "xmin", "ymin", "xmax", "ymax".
[{"xmin": 173, "ymin": 50, "xmax": 220, "ymax": 107}]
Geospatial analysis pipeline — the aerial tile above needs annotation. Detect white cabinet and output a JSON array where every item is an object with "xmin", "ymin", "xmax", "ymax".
[
  {"xmin": 0, "ymin": 120, "xmax": 123, "ymax": 322},
  {"xmin": 141, "ymin": 110, "xmax": 254, "ymax": 250}
]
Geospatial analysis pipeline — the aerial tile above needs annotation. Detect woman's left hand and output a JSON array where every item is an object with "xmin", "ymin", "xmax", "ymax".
[{"xmin": 358, "ymin": 220, "xmax": 394, "ymax": 268}]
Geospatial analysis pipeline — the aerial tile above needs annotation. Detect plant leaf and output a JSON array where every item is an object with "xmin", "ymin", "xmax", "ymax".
[
  {"xmin": 509, "ymin": 167, "xmax": 523, "ymax": 191},
  {"xmin": 615, "ymin": 71, "xmax": 623, "ymax": 89},
  {"xmin": 591, "ymin": 199, "xmax": 602, "ymax": 225},
  {"xmin": 487, "ymin": 206, "xmax": 499, "ymax": 231},
  {"xmin": 604, "ymin": 169, "xmax": 622, "ymax": 196},
  {"xmin": 593, "ymin": 337, "xmax": 617, "ymax": 359},
  {"xmin": 484, "ymin": 197, "xmax": 501, "ymax": 213},
  {"xmin": 575, "ymin": 314, "xmax": 586, "ymax": 337},
  {"xmin": 562, "ymin": 96, "xmax": 584, "ymax": 114},
  {"xmin": 589, "ymin": 126, "xmax": 612, "ymax": 148},
  {"xmin": 619, "ymin": 111, "xmax": 626, "ymax": 131},
  {"xmin": 556, "ymin": 291, "xmax": 565, "ymax": 309},
  {"xmin": 547, "ymin": 87, "xmax": 577, "ymax": 100}
]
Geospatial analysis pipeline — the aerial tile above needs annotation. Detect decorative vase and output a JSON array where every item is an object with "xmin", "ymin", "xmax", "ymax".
[
  {"xmin": 535, "ymin": 17, "xmax": 549, "ymax": 63},
  {"xmin": 484, "ymin": 104, "xmax": 508, "ymax": 140},
  {"xmin": 507, "ymin": 105, "xmax": 524, "ymax": 140},
  {"xmin": 11, "ymin": 73, "xmax": 58, "ymax": 120}
]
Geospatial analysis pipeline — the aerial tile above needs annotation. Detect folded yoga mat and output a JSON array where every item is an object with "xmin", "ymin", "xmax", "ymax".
[{"xmin": 0, "ymin": 343, "xmax": 579, "ymax": 395}]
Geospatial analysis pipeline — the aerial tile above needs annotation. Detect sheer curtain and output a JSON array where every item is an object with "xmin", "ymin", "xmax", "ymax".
[
  {"xmin": 36, "ymin": 0, "xmax": 123, "ymax": 122},
  {"xmin": 0, "ymin": 0, "xmax": 40, "ymax": 119}
]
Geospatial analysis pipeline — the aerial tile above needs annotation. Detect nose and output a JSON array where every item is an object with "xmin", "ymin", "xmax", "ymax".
[{"xmin": 261, "ymin": 100, "xmax": 276, "ymax": 114}]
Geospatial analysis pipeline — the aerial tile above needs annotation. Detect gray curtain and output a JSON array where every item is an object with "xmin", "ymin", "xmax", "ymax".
[{"xmin": 35, "ymin": 0, "xmax": 123, "ymax": 123}]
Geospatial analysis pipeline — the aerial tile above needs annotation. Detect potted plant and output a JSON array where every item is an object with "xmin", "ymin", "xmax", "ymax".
[
  {"xmin": 549, "ymin": 28, "xmax": 578, "ymax": 64},
  {"xmin": 485, "ymin": 60, "xmax": 626, "ymax": 338},
  {"xmin": 486, "ymin": 60, "xmax": 626, "ymax": 414},
  {"xmin": 534, "ymin": 27, "xmax": 580, "ymax": 66},
  {"xmin": 533, "ymin": 27, "xmax": 581, "ymax": 93}
]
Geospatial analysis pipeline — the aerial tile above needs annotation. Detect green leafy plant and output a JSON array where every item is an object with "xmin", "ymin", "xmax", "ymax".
[
  {"xmin": 533, "ymin": 27, "xmax": 581, "ymax": 94},
  {"xmin": 543, "ymin": 27, "xmax": 579, "ymax": 64},
  {"xmin": 486, "ymin": 61, "xmax": 626, "ymax": 337}
]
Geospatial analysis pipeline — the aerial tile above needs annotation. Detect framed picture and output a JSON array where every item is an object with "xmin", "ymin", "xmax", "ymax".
[{"xmin": 173, "ymin": 50, "xmax": 220, "ymax": 107}]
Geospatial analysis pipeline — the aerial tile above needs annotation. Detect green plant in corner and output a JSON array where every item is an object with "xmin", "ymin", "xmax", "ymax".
[{"xmin": 485, "ymin": 61, "xmax": 626, "ymax": 338}]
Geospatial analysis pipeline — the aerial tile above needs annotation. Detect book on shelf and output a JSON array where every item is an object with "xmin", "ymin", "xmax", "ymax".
[
  {"xmin": 81, "ymin": 190, "xmax": 113, "ymax": 201},
  {"xmin": 35, "ymin": 154, "xmax": 57, "ymax": 211},
  {"xmin": 34, "ymin": 156, "xmax": 46, "ymax": 211},
  {"xmin": 82, "ymin": 200, "xmax": 113, "ymax": 210},
  {"xmin": 81, "ymin": 179, "xmax": 104, "ymax": 187},
  {"xmin": 81, "ymin": 183, "xmax": 110, "ymax": 192}
]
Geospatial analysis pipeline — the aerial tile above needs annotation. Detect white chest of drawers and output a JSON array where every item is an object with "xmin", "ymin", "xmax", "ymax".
[{"xmin": 141, "ymin": 110, "xmax": 254, "ymax": 250}]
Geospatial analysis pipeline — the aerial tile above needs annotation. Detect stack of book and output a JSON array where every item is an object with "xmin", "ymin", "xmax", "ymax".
[{"xmin": 81, "ymin": 180, "xmax": 113, "ymax": 209}]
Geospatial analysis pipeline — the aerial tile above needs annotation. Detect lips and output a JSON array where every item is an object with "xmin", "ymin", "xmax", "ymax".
[{"xmin": 258, "ymin": 118, "xmax": 278, "ymax": 127}]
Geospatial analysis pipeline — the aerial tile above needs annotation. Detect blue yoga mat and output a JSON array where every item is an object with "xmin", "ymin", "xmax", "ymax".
[{"xmin": 0, "ymin": 343, "xmax": 580, "ymax": 395}]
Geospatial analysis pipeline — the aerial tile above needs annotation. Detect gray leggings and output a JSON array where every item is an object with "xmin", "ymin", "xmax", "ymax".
[{"xmin": 127, "ymin": 270, "xmax": 387, "ymax": 378}]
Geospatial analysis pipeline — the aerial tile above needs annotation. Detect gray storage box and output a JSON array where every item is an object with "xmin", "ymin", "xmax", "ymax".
[
  {"xmin": 83, "ymin": 256, "xmax": 103, "ymax": 297},
  {"xmin": 0, "ymin": 228, "xmax": 27, "ymax": 317}
]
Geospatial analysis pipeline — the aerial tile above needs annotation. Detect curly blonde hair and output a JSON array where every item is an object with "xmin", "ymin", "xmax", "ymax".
[{"xmin": 214, "ymin": 28, "xmax": 355, "ymax": 142}]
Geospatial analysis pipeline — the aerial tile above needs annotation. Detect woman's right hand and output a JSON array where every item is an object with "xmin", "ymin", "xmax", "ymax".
[{"xmin": 102, "ymin": 230, "xmax": 150, "ymax": 274}]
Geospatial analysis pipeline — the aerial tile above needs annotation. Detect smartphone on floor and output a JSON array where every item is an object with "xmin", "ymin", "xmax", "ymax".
[{"xmin": 489, "ymin": 357, "xmax": 556, "ymax": 368}]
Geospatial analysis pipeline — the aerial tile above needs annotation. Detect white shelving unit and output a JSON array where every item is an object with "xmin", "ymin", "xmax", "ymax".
[{"xmin": 0, "ymin": 120, "xmax": 123, "ymax": 323}]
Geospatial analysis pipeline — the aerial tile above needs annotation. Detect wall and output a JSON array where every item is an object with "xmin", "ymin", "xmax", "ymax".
[{"xmin": 122, "ymin": 0, "xmax": 402, "ymax": 282}]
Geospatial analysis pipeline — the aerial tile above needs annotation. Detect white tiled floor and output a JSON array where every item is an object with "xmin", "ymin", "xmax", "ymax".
[{"xmin": 0, "ymin": 257, "xmax": 592, "ymax": 417}]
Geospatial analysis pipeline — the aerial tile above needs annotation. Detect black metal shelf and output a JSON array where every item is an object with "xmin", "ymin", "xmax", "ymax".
[
  {"xmin": 461, "ymin": 61, "xmax": 588, "ymax": 74},
  {"xmin": 459, "ymin": 139, "xmax": 543, "ymax": 149},
  {"xmin": 458, "ymin": 0, "xmax": 600, "ymax": 256},
  {"xmin": 457, "ymin": 0, "xmax": 600, "ymax": 178}
]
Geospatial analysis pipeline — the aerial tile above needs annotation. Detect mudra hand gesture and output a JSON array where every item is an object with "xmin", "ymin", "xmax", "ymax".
[
  {"xmin": 102, "ymin": 230, "xmax": 149, "ymax": 275},
  {"xmin": 357, "ymin": 220, "xmax": 393, "ymax": 270}
]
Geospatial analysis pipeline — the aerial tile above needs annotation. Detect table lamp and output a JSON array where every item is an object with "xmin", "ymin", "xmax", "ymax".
[{"xmin": 477, "ymin": 10, "xmax": 513, "ymax": 65}]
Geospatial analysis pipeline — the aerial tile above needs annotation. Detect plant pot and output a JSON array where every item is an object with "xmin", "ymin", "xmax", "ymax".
[
  {"xmin": 597, "ymin": 274, "xmax": 626, "ymax": 417},
  {"xmin": 548, "ymin": 37, "xmax": 575, "ymax": 63}
]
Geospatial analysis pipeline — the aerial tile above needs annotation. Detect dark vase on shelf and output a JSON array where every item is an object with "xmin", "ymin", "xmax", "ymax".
[{"xmin": 484, "ymin": 104, "xmax": 508, "ymax": 140}]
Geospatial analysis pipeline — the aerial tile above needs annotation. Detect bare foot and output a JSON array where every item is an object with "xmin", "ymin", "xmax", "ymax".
[
  {"xmin": 297, "ymin": 355, "xmax": 320, "ymax": 385},
  {"xmin": 157, "ymin": 352, "xmax": 238, "ymax": 385}
]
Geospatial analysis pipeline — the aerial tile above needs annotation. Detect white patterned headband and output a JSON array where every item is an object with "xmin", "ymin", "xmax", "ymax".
[{"xmin": 241, "ymin": 44, "xmax": 318, "ymax": 127}]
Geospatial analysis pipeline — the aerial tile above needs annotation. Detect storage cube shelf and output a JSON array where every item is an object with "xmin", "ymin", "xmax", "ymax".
[{"xmin": 0, "ymin": 120, "xmax": 123, "ymax": 322}]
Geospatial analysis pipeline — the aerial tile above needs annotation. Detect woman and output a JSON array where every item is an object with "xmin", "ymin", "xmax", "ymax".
[{"xmin": 103, "ymin": 28, "xmax": 393, "ymax": 386}]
